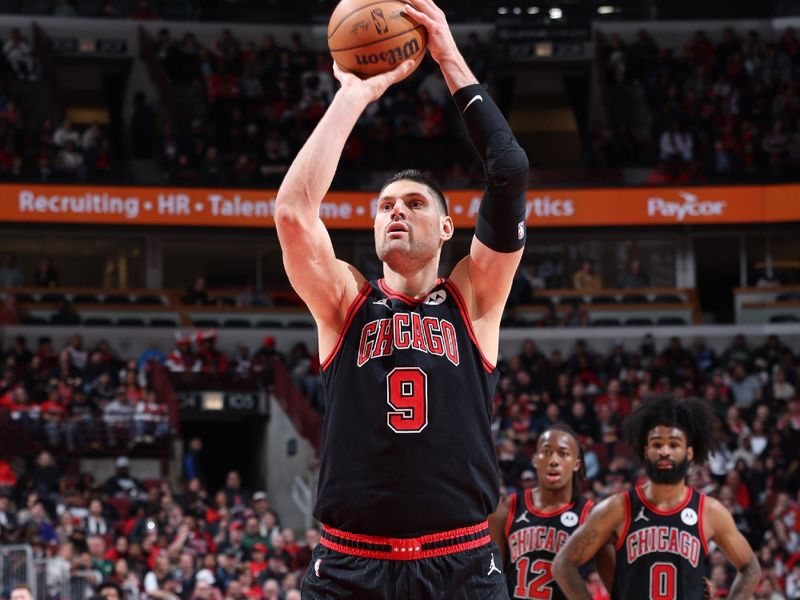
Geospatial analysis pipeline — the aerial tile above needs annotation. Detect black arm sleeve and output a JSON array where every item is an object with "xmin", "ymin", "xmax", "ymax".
[{"xmin": 453, "ymin": 84, "xmax": 529, "ymax": 252}]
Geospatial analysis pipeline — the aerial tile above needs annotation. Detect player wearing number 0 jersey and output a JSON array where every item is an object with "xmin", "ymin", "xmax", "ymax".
[
  {"xmin": 275, "ymin": 0, "xmax": 529, "ymax": 596},
  {"xmin": 553, "ymin": 396, "xmax": 761, "ymax": 600},
  {"xmin": 490, "ymin": 425, "xmax": 612, "ymax": 600}
]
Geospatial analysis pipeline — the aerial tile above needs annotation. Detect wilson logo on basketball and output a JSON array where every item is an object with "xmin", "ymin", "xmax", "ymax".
[{"xmin": 355, "ymin": 38, "xmax": 421, "ymax": 68}]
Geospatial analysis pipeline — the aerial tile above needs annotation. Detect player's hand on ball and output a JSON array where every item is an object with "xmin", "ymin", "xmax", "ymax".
[
  {"xmin": 401, "ymin": 0, "xmax": 457, "ymax": 64},
  {"xmin": 333, "ymin": 59, "xmax": 416, "ymax": 103}
]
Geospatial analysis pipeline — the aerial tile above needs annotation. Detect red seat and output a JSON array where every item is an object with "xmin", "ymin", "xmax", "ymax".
[{"xmin": 106, "ymin": 496, "xmax": 131, "ymax": 521}]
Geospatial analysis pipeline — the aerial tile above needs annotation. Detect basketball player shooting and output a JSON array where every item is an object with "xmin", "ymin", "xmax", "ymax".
[
  {"xmin": 489, "ymin": 425, "xmax": 613, "ymax": 599},
  {"xmin": 552, "ymin": 396, "xmax": 761, "ymax": 600},
  {"xmin": 274, "ymin": 0, "xmax": 528, "ymax": 597}
]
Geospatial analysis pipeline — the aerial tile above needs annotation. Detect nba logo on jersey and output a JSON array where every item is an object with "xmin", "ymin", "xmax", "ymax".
[
  {"xmin": 424, "ymin": 290, "xmax": 447, "ymax": 305},
  {"xmin": 561, "ymin": 511, "xmax": 579, "ymax": 527},
  {"xmin": 517, "ymin": 221, "xmax": 525, "ymax": 240},
  {"xmin": 681, "ymin": 508, "xmax": 698, "ymax": 526}
]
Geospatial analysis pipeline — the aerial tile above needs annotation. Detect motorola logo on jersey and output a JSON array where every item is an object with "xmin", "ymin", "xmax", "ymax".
[
  {"xmin": 508, "ymin": 526, "xmax": 569, "ymax": 563},
  {"xmin": 357, "ymin": 313, "xmax": 460, "ymax": 367},
  {"xmin": 625, "ymin": 526, "xmax": 702, "ymax": 567}
]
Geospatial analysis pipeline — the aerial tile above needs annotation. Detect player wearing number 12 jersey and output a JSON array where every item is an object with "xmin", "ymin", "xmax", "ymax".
[
  {"xmin": 553, "ymin": 396, "xmax": 761, "ymax": 599},
  {"xmin": 275, "ymin": 0, "xmax": 528, "ymax": 597},
  {"xmin": 490, "ymin": 425, "xmax": 611, "ymax": 599}
]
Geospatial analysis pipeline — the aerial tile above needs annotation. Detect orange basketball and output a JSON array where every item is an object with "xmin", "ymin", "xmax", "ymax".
[{"xmin": 328, "ymin": 0, "xmax": 427, "ymax": 79}]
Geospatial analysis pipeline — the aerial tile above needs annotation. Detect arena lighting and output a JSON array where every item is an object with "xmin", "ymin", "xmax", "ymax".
[
  {"xmin": 527, "ymin": 6, "xmax": 540, "ymax": 13},
  {"xmin": 597, "ymin": 5, "xmax": 616, "ymax": 13},
  {"xmin": 512, "ymin": 6, "xmax": 522, "ymax": 14},
  {"xmin": 497, "ymin": 6, "xmax": 509, "ymax": 14},
  {"xmin": 549, "ymin": 6, "xmax": 563, "ymax": 18}
]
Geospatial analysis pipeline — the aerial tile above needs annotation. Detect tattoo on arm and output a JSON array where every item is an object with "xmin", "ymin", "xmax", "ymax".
[
  {"xmin": 553, "ymin": 526, "xmax": 598, "ymax": 600},
  {"xmin": 727, "ymin": 555, "xmax": 761, "ymax": 600}
]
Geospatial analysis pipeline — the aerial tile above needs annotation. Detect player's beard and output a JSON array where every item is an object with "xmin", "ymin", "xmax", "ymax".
[
  {"xmin": 645, "ymin": 457, "xmax": 690, "ymax": 484},
  {"xmin": 377, "ymin": 227, "xmax": 439, "ymax": 272}
]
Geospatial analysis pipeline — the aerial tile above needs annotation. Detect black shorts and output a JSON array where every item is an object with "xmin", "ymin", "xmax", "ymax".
[{"xmin": 301, "ymin": 522, "xmax": 509, "ymax": 600}]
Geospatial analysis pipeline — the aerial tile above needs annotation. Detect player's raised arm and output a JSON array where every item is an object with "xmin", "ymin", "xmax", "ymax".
[
  {"xmin": 404, "ymin": 0, "xmax": 529, "ymax": 328},
  {"xmin": 274, "ymin": 59, "xmax": 415, "ymax": 329},
  {"xmin": 552, "ymin": 494, "xmax": 626, "ymax": 600},
  {"xmin": 704, "ymin": 495, "xmax": 761, "ymax": 599}
]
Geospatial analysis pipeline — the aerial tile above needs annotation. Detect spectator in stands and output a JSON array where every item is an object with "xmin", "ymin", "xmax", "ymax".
[
  {"xmin": 573, "ymin": 259, "xmax": 602, "ymax": 290},
  {"xmin": 222, "ymin": 470, "xmax": 249, "ymax": 513},
  {"xmin": 235, "ymin": 281, "xmax": 270, "ymax": 308},
  {"xmin": 104, "ymin": 456, "xmax": 145, "ymax": 499},
  {"xmin": 0, "ymin": 295, "xmax": 22, "ymax": 324},
  {"xmin": 33, "ymin": 256, "xmax": 59, "ymax": 288},
  {"xmin": 195, "ymin": 330, "xmax": 228, "ymax": 374},
  {"xmin": 3, "ymin": 29, "xmax": 35, "ymax": 81},
  {"xmin": 659, "ymin": 120, "xmax": 694, "ymax": 163},
  {"xmin": 729, "ymin": 362, "xmax": 763, "ymax": 409},
  {"xmin": 182, "ymin": 276, "xmax": 210, "ymax": 305},
  {"xmin": 183, "ymin": 437, "xmax": 205, "ymax": 483},
  {"xmin": 721, "ymin": 334, "xmax": 753, "ymax": 368},
  {"xmin": 144, "ymin": 554, "xmax": 181, "ymax": 600},
  {"xmin": 10, "ymin": 585, "xmax": 34, "ymax": 600},
  {"xmin": 166, "ymin": 333, "xmax": 198, "ymax": 373},
  {"xmin": 104, "ymin": 391, "xmax": 135, "ymax": 446},
  {"xmin": 53, "ymin": 119, "xmax": 80, "ymax": 148},
  {"xmin": 619, "ymin": 259, "xmax": 650, "ymax": 288},
  {"xmin": 0, "ymin": 252, "xmax": 23, "ymax": 287},
  {"xmin": 133, "ymin": 389, "xmax": 170, "ymax": 444}
]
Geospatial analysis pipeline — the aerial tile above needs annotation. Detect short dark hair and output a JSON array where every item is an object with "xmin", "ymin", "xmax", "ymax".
[
  {"xmin": 379, "ymin": 169, "xmax": 448, "ymax": 215},
  {"xmin": 622, "ymin": 395, "xmax": 719, "ymax": 465}
]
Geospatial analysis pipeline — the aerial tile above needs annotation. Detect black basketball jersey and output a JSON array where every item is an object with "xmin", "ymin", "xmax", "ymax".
[
  {"xmin": 314, "ymin": 278, "xmax": 500, "ymax": 537},
  {"xmin": 612, "ymin": 485, "xmax": 709, "ymax": 600},
  {"xmin": 504, "ymin": 489, "xmax": 592, "ymax": 599}
]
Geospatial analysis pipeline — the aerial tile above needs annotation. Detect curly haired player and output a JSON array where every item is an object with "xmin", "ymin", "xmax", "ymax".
[{"xmin": 552, "ymin": 396, "xmax": 760, "ymax": 599}]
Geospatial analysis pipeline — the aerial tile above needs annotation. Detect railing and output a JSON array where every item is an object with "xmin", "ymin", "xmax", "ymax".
[
  {"xmin": 33, "ymin": 559, "xmax": 97, "ymax": 600},
  {"xmin": 0, "ymin": 544, "xmax": 36, "ymax": 599},
  {"xmin": 270, "ymin": 359, "xmax": 321, "ymax": 454},
  {"xmin": 291, "ymin": 474, "xmax": 314, "ymax": 531}
]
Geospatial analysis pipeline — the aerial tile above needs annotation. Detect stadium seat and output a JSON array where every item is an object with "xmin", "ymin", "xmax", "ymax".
[
  {"xmin": 40, "ymin": 293, "xmax": 66, "ymax": 304},
  {"xmin": 135, "ymin": 295, "xmax": 165, "ymax": 305},
  {"xmin": 84, "ymin": 317, "xmax": 114, "ymax": 326},
  {"xmin": 105, "ymin": 496, "xmax": 131, "ymax": 520},
  {"xmin": 527, "ymin": 297, "xmax": 554, "ymax": 306},
  {"xmin": 256, "ymin": 320, "xmax": 283, "ymax": 328},
  {"xmin": 624, "ymin": 318, "xmax": 653, "ymax": 326},
  {"xmin": 769, "ymin": 314, "xmax": 800, "ymax": 323},
  {"xmin": 589, "ymin": 295, "xmax": 618, "ymax": 304},
  {"xmin": 654, "ymin": 294, "xmax": 683, "ymax": 304},
  {"xmin": 223, "ymin": 319, "xmax": 251, "ymax": 328},
  {"xmin": 15, "ymin": 294, "xmax": 35, "ymax": 304},
  {"xmin": 776, "ymin": 293, "xmax": 800, "ymax": 302},
  {"xmin": 621, "ymin": 294, "xmax": 648, "ymax": 304},
  {"xmin": 287, "ymin": 321, "xmax": 314, "ymax": 329},
  {"xmin": 104, "ymin": 294, "xmax": 132, "ymax": 304},
  {"xmin": 73, "ymin": 294, "xmax": 102, "ymax": 304},
  {"xmin": 117, "ymin": 318, "xmax": 145, "ymax": 327},
  {"xmin": 149, "ymin": 318, "xmax": 178, "ymax": 327},
  {"xmin": 193, "ymin": 319, "xmax": 220, "ymax": 327},
  {"xmin": 22, "ymin": 315, "xmax": 47, "ymax": 325},
  {"xmin": 592, "ymin": 318, "xmax": 622, "ymax": 327},
  {"xmin": 657, "ymin": 317, "xmax": 687, "ymax": 325}
]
